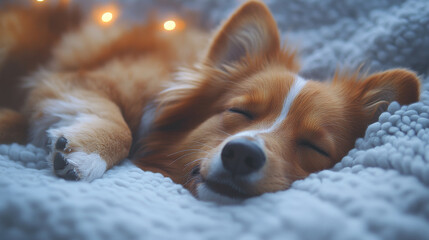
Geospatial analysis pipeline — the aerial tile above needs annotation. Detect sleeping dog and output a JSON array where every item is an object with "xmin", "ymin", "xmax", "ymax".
[{"xmin": 0, "ymin": 1, "xmax": 420, "ymax": 203}]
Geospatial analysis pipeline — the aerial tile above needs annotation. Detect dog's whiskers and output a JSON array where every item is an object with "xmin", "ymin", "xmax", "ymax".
[
  {"xmin": 167, "ymin": 148, "xmax": 206, "ymax": 157},
  {"xmin": 185, "ymin": 157, "xmax": 208, "ymax": 168},
  {"xmin": 183, "ymin": 174, "xmax": 199, "ymax": 187},
  {"xmin": 190, "ymin": 140, "xmax": 215, "ymax": 150},
  {"xmin": 214, "ymin": 127, "xmax": 231, "ymax": 137},
  {"xmin": 168, "ymin": 150, "xmax": 208, "ymax": 166}
]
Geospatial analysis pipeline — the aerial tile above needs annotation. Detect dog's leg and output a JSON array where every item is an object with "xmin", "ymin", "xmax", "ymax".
[{"xmin": 29, "ymin": 94, "xmax": 132, "ymax": 181}]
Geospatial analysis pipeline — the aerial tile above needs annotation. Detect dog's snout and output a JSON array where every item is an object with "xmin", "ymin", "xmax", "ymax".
[{"xmin": 221, "ymin": 138, "xmax": 265, "ymax": 175}]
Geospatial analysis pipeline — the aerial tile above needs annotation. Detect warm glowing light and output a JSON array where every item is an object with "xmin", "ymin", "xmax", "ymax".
[
  {"xmin": 36, "ymin": 0, "xmax": 44, "ymax": 2},
  {"xmin": 101, "ymin": 12, "xmax": 113, "ymax": 23},
  {"xmin": 94, "ymin": 5, "xmax": 119, "ymax": 25},
  {"xmin": 163, "ymin": 20, "xmax": 176, "ymax": 31}
]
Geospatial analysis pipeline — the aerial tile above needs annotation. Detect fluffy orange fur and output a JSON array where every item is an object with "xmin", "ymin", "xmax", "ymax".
[
  {"xmin": 0, "ymin": 1, "xmax": 420, "ymax": 200},
  {"xmin": 0, "ymin": 1, "xmax": 81, "ymax": 110}
]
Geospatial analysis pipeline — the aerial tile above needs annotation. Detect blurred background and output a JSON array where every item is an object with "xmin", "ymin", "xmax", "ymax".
[
  {"xmin": 0, "ymin": 0, "xmax": 241, "ymax": 29},
  {"xmin": 1, "ymin": 0, "xmax": 428, "ymax": 78},
  {"xmin": 1, "ymin": 0, "xmax": 428, "ymax": 109}
]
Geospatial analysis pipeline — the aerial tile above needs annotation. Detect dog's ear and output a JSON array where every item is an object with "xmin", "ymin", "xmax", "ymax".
[
  {"xmin": 205, "ymin": 1, "xmax": 280, "ymax": 67},
  {"xmin": 359, "ymin": 69, "xmax": 420, "ymax": 122},
  {"xmin": 150, "ymin": 2, "xmax": 281, "ymax": 133}
]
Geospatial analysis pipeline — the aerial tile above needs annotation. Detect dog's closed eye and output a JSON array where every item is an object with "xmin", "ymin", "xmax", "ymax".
[
  {"xmin": 228, "ymin": 108, "xmax": 254, "ymax": 120},
  {"xmin": 299, "ymin": 140, "xmax": 330, "ymax": 157}
]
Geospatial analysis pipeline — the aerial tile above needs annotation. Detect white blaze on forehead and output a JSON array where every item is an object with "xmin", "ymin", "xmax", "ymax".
[
  {"xmin": 235, "ymin": 75, "xmax": 307, "ymax": 138},
  {"xmin": 264, "ymin": 75, "xmax": 307, "ymax": 132}
]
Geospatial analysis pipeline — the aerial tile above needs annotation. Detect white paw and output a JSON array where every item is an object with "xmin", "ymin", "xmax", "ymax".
[{"xmin": 48, "ymin": 136, "xmax": 107, "ymax": 181}]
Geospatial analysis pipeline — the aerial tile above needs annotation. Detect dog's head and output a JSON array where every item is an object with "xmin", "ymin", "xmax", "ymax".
[{"xmin": 137, "ymin": 1, "xmax": 420, "ymax": 203}]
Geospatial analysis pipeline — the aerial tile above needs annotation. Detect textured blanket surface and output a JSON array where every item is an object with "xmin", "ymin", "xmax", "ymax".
[{"xmin": 1, "ymin": 0, "xmax": 429, "ymax": 239}]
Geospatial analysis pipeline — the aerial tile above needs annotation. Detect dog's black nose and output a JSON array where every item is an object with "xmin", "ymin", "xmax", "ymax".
[{"xmin": 221, "ymin": 138, "xmax": 266, "ymax": 175}]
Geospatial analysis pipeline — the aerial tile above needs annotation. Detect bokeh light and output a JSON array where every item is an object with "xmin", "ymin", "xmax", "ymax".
[
  {"xmin": 101, "ymin": 12, "xmax": 113, "ymax": 23},
  {"xmin": 93, "ymin": 4, "xmax": 119, "ymax": 25},
  {"xmin": 163, "ymin": 20, "xmax": 176, "ymax": 31}
]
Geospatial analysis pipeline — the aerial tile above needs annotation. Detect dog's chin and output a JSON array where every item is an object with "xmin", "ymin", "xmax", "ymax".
[
  {"xmin": 194, "ymin": 175, "xmax": 257, "ymax": 204},
  {"xmin": 196, "ymin": 183, "xmax": 245, "ymax": 204}
]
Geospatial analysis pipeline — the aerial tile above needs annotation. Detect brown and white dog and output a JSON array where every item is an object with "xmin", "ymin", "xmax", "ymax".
[{"xmin": 0, "ymin": 1, "xmax": 420, "ymax": 203}]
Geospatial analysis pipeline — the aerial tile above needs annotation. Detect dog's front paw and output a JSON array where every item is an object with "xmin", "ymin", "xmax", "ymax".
[{"xmin": 49, "ymin": 136, "xmax": 107, "ymax": 181}]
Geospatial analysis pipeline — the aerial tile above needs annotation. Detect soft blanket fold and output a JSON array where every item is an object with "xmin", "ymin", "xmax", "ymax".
[{"xmin": 1, "ymin": 0, "xmax": 429, "ymax": 239}]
